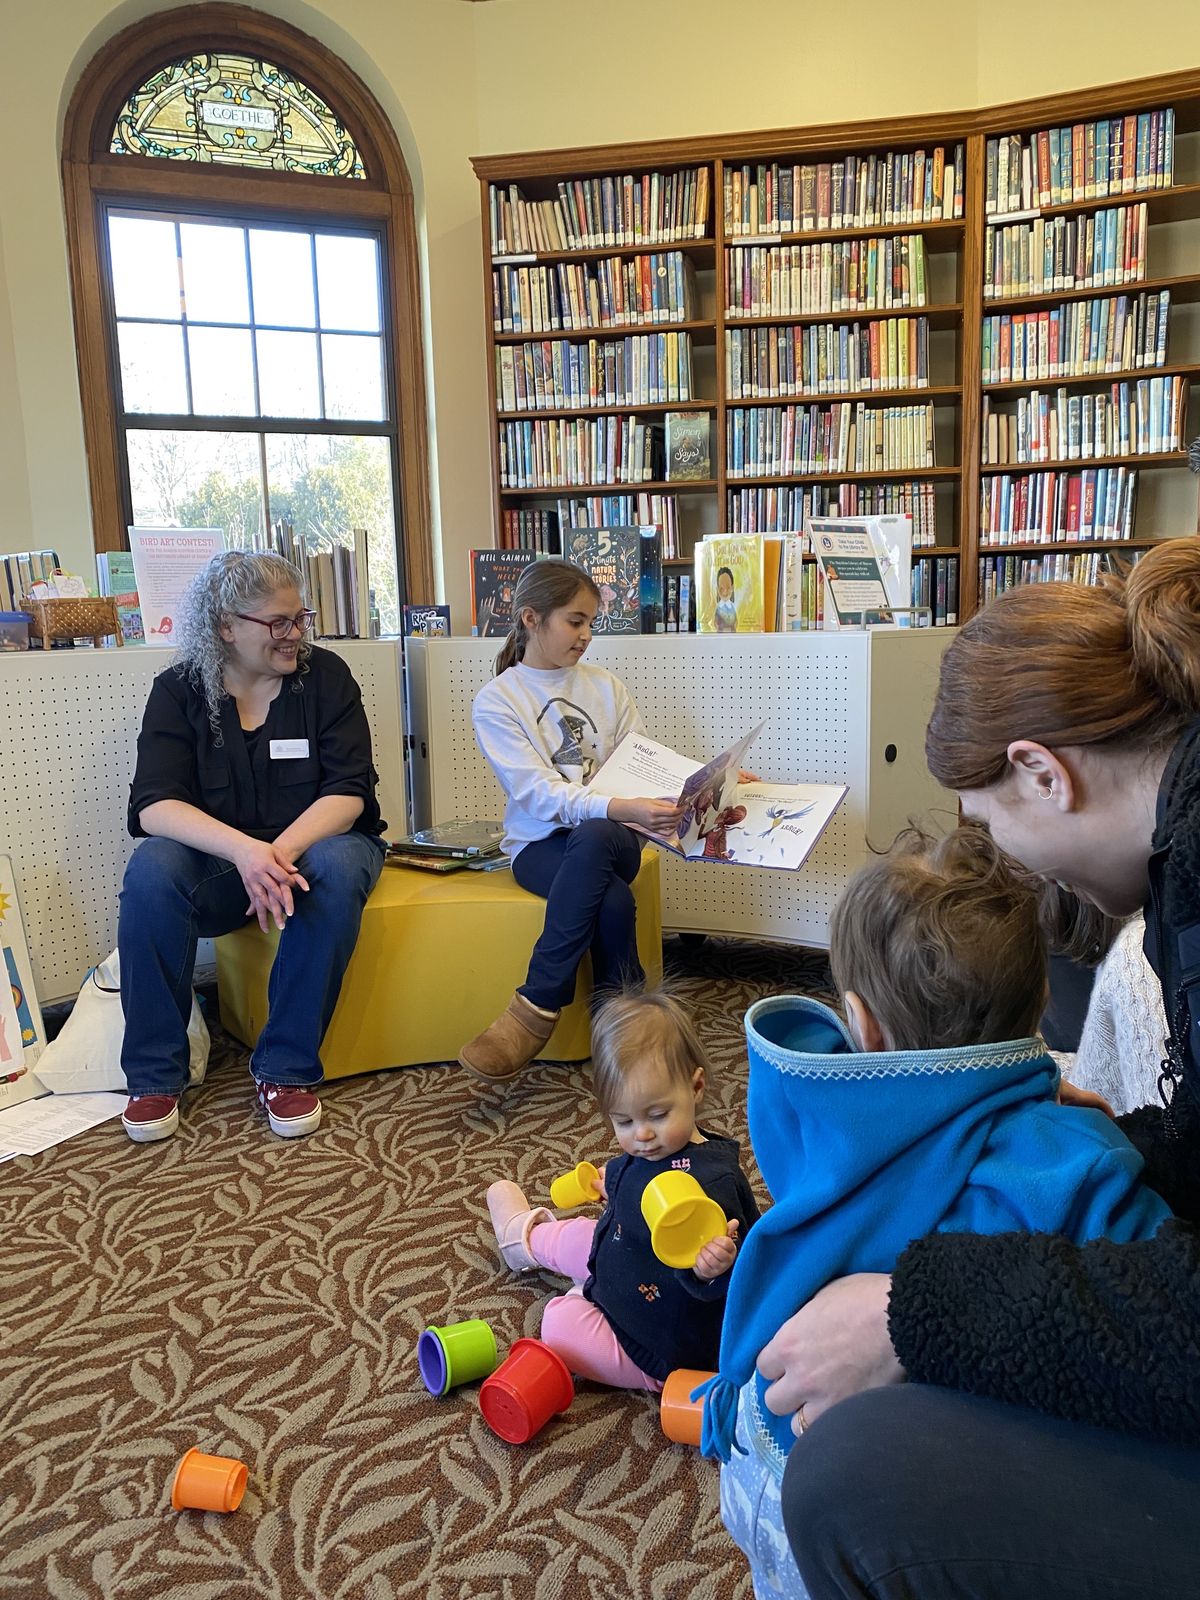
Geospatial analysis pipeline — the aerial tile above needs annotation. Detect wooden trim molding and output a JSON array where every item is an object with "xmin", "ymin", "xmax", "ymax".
[{"xmin": 61, "ymin": 2, "xmax": 433, "ymax": 602}]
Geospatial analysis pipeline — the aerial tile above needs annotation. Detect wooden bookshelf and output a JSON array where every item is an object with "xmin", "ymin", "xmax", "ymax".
[{"xmin": 473, "ymin": 68, "xmax": 1200, "ymax": 625}]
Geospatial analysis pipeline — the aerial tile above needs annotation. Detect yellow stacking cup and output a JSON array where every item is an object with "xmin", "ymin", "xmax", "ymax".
[
  {"xmin": 550, "ymin": 1161, "xmax": 601, "ymax": 1209},
  {"xmin": 640, "ymin": 1171, "xmax": 727, "ymax": 1268}
]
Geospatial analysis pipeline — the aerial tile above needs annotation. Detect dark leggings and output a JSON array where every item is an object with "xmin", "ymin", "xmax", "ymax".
[
  {"xmin": 782, "ymin": 1385, "xmax": 1200, "ymax": 1600},
  {"xmin": 511, "ymin": 818, "xmax": 644, "ymax": 1011}
]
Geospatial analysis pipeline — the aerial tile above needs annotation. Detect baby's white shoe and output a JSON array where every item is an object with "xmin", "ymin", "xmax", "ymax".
[{"xmin": 486, "ymin": 1180, "xmax": 554, "ymax": 1272}]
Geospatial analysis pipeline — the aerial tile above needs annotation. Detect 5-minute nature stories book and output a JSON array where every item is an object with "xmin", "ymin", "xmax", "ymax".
[
  {"xmin": 588, "ymin": 725, "xmax": 847, "ymax": 869},
  {"xmin": 561, "ymin": 525, "xmax": 663, "ymax": 634}
]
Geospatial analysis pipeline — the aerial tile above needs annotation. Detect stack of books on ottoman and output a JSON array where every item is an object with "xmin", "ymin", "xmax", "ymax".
[{"xmin": 386, "ymin": 822, "xmax": 508, "ymax": 874}]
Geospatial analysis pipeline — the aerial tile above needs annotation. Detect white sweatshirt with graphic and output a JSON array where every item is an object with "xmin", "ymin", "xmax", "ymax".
[{"xmin": 472, "ymin": 659, "xmax": 642, "ymax": 857}]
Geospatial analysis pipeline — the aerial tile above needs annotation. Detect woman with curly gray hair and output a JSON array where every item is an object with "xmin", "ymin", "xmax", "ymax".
[{"xmin": 118, "ymin": 549, "xmax": 386, "ymax": 1144}]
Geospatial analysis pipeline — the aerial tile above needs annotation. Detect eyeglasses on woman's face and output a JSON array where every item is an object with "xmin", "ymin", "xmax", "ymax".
[{"xmin": 233, "ymin": 610, "xmax": 317, "ymax": 640}]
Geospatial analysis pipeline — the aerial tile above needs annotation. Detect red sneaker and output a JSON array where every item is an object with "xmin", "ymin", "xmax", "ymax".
[
  {"xmin": 255, "ymin": 1081, "xmax": 322, "ymax": 1138},
  {"xmin": 122, "ymin": 1094, "xmax": 180, "ymax": 1143}
]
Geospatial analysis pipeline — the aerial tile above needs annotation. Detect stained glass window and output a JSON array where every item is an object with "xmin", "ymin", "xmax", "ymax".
[{"xmin": 110, "ymin": 53, "xmax": 365, "ymax": 179}]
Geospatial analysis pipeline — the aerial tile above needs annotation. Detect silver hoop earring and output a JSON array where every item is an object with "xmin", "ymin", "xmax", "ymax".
[{"xmin": 1038, "ymin": 786, "xmax": 1054, "ymax": 799}]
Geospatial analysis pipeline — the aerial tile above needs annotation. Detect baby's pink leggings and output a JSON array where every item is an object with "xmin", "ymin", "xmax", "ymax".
[{"xmin": 528, "ymin": 1217, "xmax": 664, "ymax": 1392}]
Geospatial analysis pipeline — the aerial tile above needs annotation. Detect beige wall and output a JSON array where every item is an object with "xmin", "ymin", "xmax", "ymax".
[{"xmin": 0, "ymin": 0, "xmax": 1197, "ymax": 625}]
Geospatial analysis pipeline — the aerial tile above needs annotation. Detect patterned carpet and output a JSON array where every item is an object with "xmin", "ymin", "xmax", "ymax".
[{"xmin": 1, "ymin": 938, "xmax": 834, "ymax": 1600}]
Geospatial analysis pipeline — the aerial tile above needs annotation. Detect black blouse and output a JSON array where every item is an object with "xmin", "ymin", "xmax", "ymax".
[{"xmin": 127, "ymin": 646, "xmax": 385, "ymax": 842}]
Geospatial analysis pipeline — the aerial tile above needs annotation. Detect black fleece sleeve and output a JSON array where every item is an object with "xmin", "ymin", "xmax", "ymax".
[{"xmin": 888, "ymin": 1219, "xmax": 1200, "ymax": 1445}]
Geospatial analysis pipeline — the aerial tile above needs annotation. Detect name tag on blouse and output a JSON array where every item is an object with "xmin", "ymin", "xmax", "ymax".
[{"xmin": 269, "ymin": 739, "xmax": 310, "ymax": 760}]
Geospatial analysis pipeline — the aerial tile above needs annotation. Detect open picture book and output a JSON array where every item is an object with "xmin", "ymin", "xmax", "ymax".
[{"xmin": 588, "ymin": 725, "xmax": 847, "ymax": 869}]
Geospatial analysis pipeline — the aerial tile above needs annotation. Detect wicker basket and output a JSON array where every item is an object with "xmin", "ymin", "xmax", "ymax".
[{"xmin": 21, "ymin": 595, "xmax": 124, "ymax": 650}]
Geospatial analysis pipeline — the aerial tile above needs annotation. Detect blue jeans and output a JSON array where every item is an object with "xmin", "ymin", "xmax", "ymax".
[
  {"xmin": 118, "ymin": 832, "xmax": 385, "ymax": 1095},
  {"xmin": 511, "ymin": 819, "xmax": 645, "ymax": 1012},
  {"xmin": 783, "ymin": 1386, "xmax": 1200, "ymax": 1600}
]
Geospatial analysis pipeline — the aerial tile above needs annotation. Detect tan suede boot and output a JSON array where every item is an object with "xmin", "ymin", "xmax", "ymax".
[
  {"xmin": 458, "ymin": 991, "xmax": 560, "ymax": 1083},
  {"xmin": 486, "ymin": 1180, "xmax": 555, "ymax": 1272}
]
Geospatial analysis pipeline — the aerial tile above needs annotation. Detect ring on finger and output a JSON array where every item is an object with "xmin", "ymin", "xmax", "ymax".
[{"xmin": 797, "ymin": 1404, "xmax": 809, "ymax": 1435}]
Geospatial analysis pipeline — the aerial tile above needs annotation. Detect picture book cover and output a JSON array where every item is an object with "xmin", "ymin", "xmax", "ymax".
[
  {"xmin": 665, "ymin": 412, "xmax": 711, "ymax": 481},
  {"xmin": 97, "ymin": 551, "xmax": 145, "ymax": 642},
  {"xmin": 589, "ymin": 726, "xmax": 847, "ymax": 870},
  {"xmin": 0, "ymin": 856, "xmax": 45, "ymax": 1113},
  {"xmin": 470, "ymin": 549, "xmax": 539, "ymax": 637},
  {"xmin": 695, "ymin": 536, "xmax": 766, "ymax": 633},
  {"xmin": 563, "ymin": 526, "xmax": 661, "ymax": 634},
  {"xmin": 403, "ymin": 604, "xmax": 451, "ymax": 638}
]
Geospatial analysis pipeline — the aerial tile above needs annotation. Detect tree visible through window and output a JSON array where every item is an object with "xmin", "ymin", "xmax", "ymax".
[{"xmin": 110, "ymin": 210, "xmax": 399, "ymax": 631}]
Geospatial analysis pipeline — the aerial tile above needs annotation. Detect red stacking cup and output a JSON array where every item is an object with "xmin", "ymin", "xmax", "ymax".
[{"xmin": 478, "ymin": 1338, "xmax": 574, "ymax": 1444}]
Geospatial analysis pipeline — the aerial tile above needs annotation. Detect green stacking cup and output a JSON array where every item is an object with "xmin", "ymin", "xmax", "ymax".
[{"xmin": 418, "ymin": 1319, "xmax": 498, "ymax": 1396}]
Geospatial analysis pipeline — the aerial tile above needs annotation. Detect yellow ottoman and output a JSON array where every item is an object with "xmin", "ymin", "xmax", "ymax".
[{"xmin": 216, "ymin": 849, "xmax": 663, "ymax": 1077}]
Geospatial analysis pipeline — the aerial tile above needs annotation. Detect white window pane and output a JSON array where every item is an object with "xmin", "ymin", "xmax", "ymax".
[
  {"xmin": 321, "ymin": 334, "xmax": 385, "ymax": 420},
  {"xmin": 109, "ymin": 216, "xmax": 181, "ymax": 321},
  {"xmin": 249, "ymin": 229, "xmax": 315, "ymax": 327},
  {"xmin": 188, "ymin": 327, "xmax": 256, "ymax": 416},
  {"xmin": 265, "ymin": 434, "xmax": 399, "ymax": 634},
  {"xmin": 257, "ymin": 330, "xmax": 320, "ymax": 416},
  {"xmin": 316, "ymin": 234, "xmax": 381, "ymax": 332},
  {"xmin": 180, "ymin": 222, "xmax": 250, "ymax": 325},
  {"xmin": 117, "ymin": 322, "xmax": 188, "ymax": 413},
  {"xmin": 126, "ymin": 429, "xmax": 263, "ymax": 541}
]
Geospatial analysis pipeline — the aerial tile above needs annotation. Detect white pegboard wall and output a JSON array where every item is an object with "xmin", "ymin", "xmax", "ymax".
[
  {"xmin": 405, "ymin": 632, "xmax": 952, "ymax": 947},
  {"xmin": 0, "ymin": 641, "xmax": 405, "ymax": 1002}
]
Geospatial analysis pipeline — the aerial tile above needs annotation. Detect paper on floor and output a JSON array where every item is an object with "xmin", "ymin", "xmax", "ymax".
[{"xmin": 0, "ymin": 1091, "xmax": 127, "ymax": 1162}]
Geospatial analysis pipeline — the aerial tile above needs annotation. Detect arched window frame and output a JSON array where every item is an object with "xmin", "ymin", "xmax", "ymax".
[{"xmin": 61, "ymin": 2, "xmax": 433, "ymax": 602}]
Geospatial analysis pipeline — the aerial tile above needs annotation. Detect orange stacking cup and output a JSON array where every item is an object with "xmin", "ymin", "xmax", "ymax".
[
  {"xmin": 660, "ymin": 1368, "xmax": 716, "ymax": 1446},
  {"xmin": 170, "ymin": 1448, "xmax": 248, "ymax": 1513},
  {"xmin": 479, "ymin": 1338, "xmax": 574, "ymax": 1444}
]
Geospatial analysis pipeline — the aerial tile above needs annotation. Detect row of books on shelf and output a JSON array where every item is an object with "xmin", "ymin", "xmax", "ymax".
[
  {"xmin": 475, "ymin": 514, "xmax": 972, "ymax": 638},
  {"xmin": 489, "ymin": 169, "xmax": 711, "ymax": 256},
  {"xmin": 981, "ymin": 289, "xmax": 1170, "ymax": 383},
  {"xmin": 494, "ymin": 333, "xmax": 696, "ymax": 413},
  {"xmin": 726, "ymin": 402, "xmax": 936, "ymax": 478},
  {"xmin": 979, "ymin": 546, "xmax": 1146, "ymax": 603},
  {"xmin": 725, "ymin": 317, "xmax": 931, "ymax": 399},
  {"xmin": 726, "ymin": 480, "xmax": 939, "ymax": 544},
  {"xmin": 492, "ymin": 252, "xmax": 697, "ymax": 335},
  {"xmin": 983, "ymin": 202, "xmax": 1149, "ymax": 300},
  {"xmin": 501, "ymin": 494, "xmax": 684, "ymax": 558},
  {"xmin": 979, "ymin": 466, "xmax": 1138, "ymax": 545},
  {"xmin": 724, "ymin": 236, "xmax": 929, "ymax": 318},
  {"xmin": 985, "ymin": 109, "xmax": 1174, "ymax": 217},
  {"xmin": 269, "ymin": 521, "xmax": 375, "ymax": 639},
  {"xmin": 0, "ymin": 548, "xmax": 62, "ymax": 614},
  {"xmin": 981, "ymin": 376, "xmax": 1185, "ymax": 465},
  {"xmin": 911, "ymin": 555, "xmax": 959, "ymax": 627},
  {"xmin": 498, "ymin": 416, "xmax": 666, "ymax": 490},
  {"xmin": 722, "ymin": 146, "xmax": 965, "ymax": 236}
]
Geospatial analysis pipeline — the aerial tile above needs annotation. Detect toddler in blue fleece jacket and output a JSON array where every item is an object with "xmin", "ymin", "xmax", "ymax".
[{"xmin": 707, "ymin": 826, "xmax": 1172, "ymax": 1600}]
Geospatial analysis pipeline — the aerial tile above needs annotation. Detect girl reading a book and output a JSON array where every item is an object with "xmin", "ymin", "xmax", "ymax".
[
  {"xmin": 484, "ymin": 987, "xmax": 759, "ymax": 1387},
  {"xmin": 459, "ymin": 559, "xmax": 685, "ymax": 1083},
  {"xmin": 118, "ymin": 551, "xmax": 387, "ymax": 1144}
]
